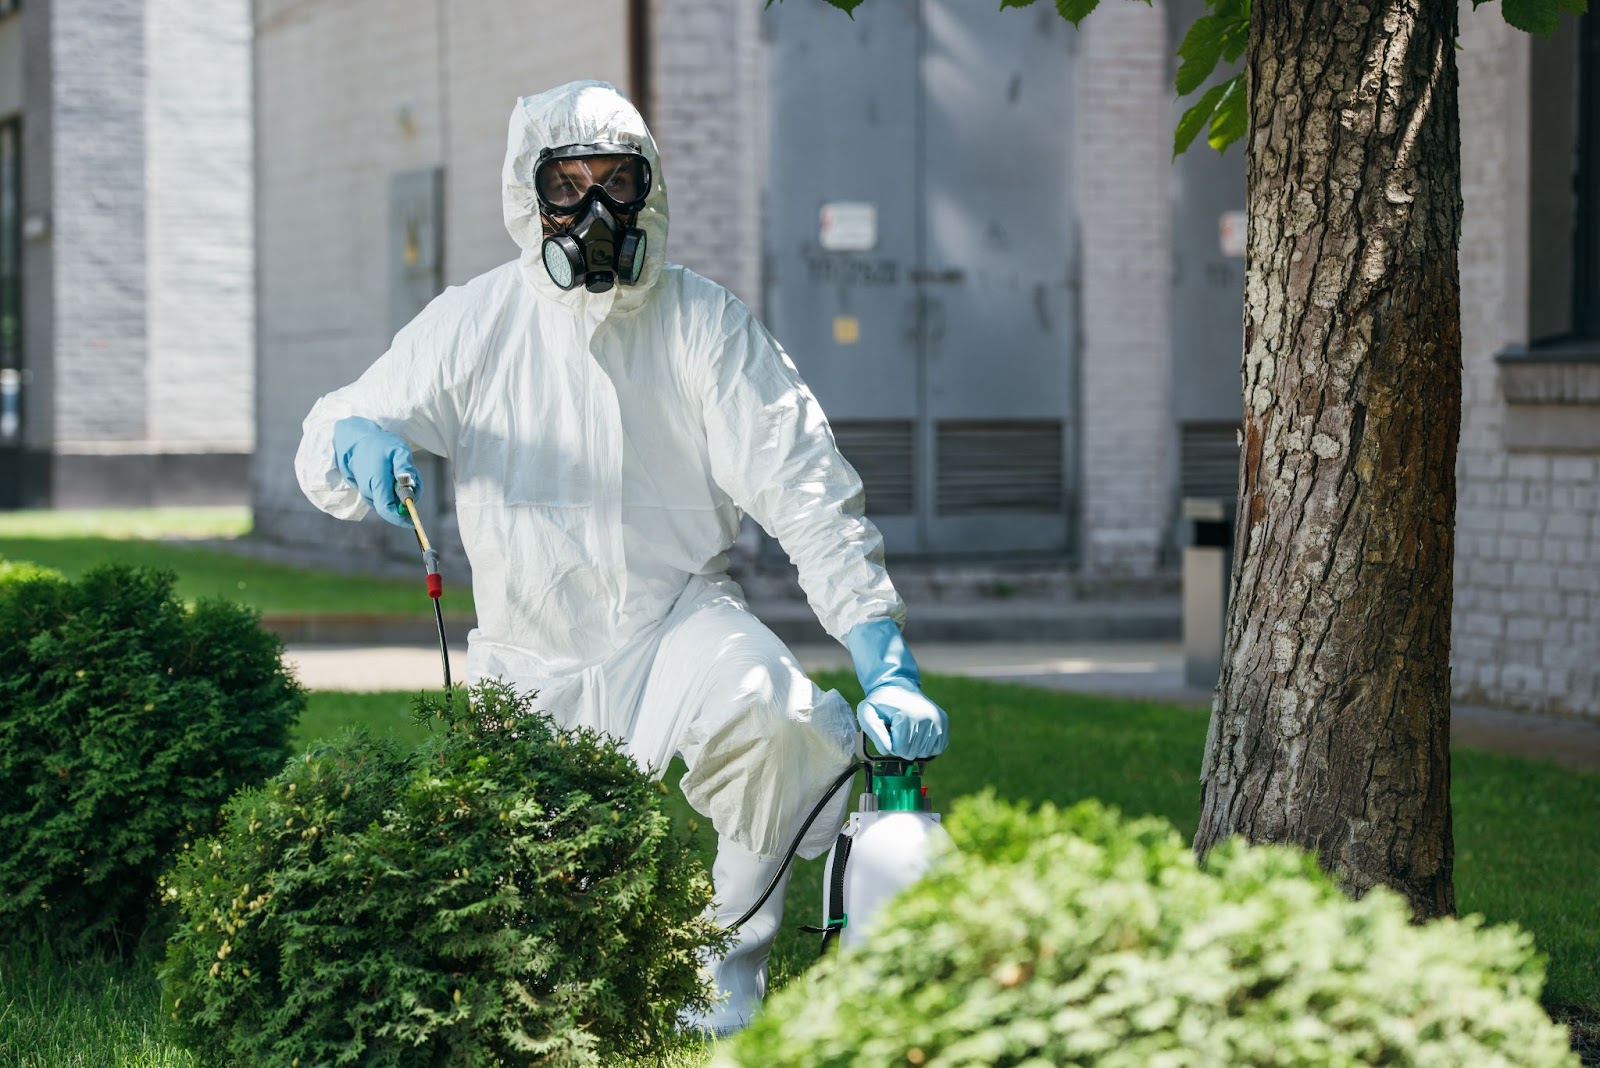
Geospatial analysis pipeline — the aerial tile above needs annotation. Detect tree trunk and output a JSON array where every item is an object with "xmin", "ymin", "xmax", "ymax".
[{"xmin": 1194, "ymin": 0, "xmax": 1461, "ymax": 919}]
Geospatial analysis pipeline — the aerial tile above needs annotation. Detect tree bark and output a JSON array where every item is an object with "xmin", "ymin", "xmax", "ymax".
[{"xmin": 1194, "ymin": 0, "xmax": 1461, "ymax": 919}]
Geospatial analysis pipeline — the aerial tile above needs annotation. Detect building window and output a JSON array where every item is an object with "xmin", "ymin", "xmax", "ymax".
[
  {"xmin": 1570, "ymin": 15, "xmax": 1600, "ymax": 342},
  {"xmin": 1514, "ymin": 13, "xmax": 1600, "ymax": 357},
  {"xmin": 1497, "ymin": 17, "xmax": 1600, "ymax": 452},
  {"xmin": 0, "ymin": 119, "xmax": 19, "ymax": 446}
]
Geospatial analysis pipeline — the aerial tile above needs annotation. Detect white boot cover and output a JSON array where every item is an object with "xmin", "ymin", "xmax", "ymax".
[{"xmin": 681, "ymin": 835, "xmax": 792, "ymax": 1039}]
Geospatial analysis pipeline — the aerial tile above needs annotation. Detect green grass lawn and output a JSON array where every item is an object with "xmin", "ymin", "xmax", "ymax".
[
  {"xmin": 0, "ymin": 508, "xmax": 252, "ymax": 541},
  {"xmin": 0, "ymin": 508, "xmax": 476, "ymax": 616},
  {"xmin": 4, "ymin": 676, "xmax": 1596, "ymax": 1066}
]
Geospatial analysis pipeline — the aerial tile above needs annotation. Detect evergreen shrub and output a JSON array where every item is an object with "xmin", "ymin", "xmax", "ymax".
[
  {"xmin": 0, "ymin": 563, "xmax": 303, "ymax": 955},
  {"xmin": 0, "ymin": 557, "xmax": 62, "ymax": 586},
  {"xmin": 722, "ymin": 794, "xmax": 1579, "ymax": 1068},
  {"xmin": 161, "ymin": 681, "xmax": 727, "ymax": 1068}
]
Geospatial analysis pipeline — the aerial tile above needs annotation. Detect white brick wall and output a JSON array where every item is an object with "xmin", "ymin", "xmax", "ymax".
[
  {"xmin": 51, "ymin": 0, "xmax": 148, "ymax": 445},
  {"xmin": 145, "ymin": 0, "xmax": 253, "ymax": 451},
  {"xmin": 1076, "ymin": 0, "xmax": 1173, "ymax": 575},
  {"xmin": 1456, "ymin": 4, "xmax": 1600, "ymax": 720},
  {"xmin": 649, "ymin": 0, "xmax": 763, "ymax": 308},
  {"xmin": 30, "ymin": 0, "xmax": 253, "ymax": 484}
]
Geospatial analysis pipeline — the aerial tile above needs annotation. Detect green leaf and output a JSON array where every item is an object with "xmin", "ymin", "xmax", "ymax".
[
  {"xmin": 1500, "ymin": 0, "xmax": 1584, "ymax": 33},
  {"xmin": 1501, "ymin": 0, "xmax": 1558, "ymax": 32},
  {"xmin": 1176, "ymin": 15, "xmax": 1228, "ymax": 96},
  {"xmin": 1055, "ymin": 0, "xmax": 1102, "ymax": 24},
  {"xmin": 768, "ymin": 0, "xmax": 865, "ymax": 12},
  {"xmin": 999, "ymin": 0, "xmax": 1039, "ymax": 7},
  {"xmin": 1207, "ymin": 72, "xmax": 1248, "ymax": 152},
  {"xmin": 1218, "ymin": 16, "xmax": 1248, "ymax": 63},
  {"xmin": 1174, "ymin": 80, "xmax": 1229, "ymax": 158}
]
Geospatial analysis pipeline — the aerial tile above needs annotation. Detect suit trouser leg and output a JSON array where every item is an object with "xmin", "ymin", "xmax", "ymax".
[{"xmin": 633, "ymin": 593, "xmax": 855, "ymax": 1034}]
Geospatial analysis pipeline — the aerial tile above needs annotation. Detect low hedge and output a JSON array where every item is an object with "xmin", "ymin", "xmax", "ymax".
[
  {"xmin": 0, "ymin": 557, "xmax": 62, "ymax": 586},
  {"xmin": 161, "ymin": 682, "xmax": 728, "ymax": 1068},
  {"xmin": 0, "ymin": 563, "xmax": 303, "ymax": 954},
  {"xmin": 721, "ymin": 794, "xmax": 1578, "ymax": 1067}
]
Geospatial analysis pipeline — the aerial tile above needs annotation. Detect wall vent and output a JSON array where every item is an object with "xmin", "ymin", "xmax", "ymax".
[
  {"xmin": 935, "ymin": 420, "xmax": 1064, "ymax": 515},
  {"xmin": 831, "ymin": 420, "xmax": 916, "ymax": 515},
  {"xmin": 1180, "ymin": 422, "xmax": 1241, "ymax": 501}
]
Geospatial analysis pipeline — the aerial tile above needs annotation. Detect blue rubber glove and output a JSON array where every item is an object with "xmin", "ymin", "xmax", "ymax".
[
  {"xmin": 332, "ymin": 417, "xmax": 421, "ymax": 528},
  {"xmin": 846, "ymin": 617, "xmax": 949, "ymax": 759}
]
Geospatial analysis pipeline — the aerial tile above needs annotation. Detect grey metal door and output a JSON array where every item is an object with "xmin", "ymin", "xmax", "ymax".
[{"xmin": 763, "ymin": 0, "xmax": 1078, "ymax": 557}]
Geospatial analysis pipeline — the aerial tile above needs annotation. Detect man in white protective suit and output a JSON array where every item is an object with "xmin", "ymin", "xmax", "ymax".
[{"xmin": 295, "ymin": 80, "xmax": 948, "ymax": 1036}]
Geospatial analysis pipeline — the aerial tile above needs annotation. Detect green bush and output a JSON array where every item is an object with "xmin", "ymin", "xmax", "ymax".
[
  {"xmin": 0, "ymin": 556, "xmax": 62, "ymax": 586},
  {"xmin": 0, "ymin": 563, "xmax": 303, "ymax": 955},
  {"xmin": 161, "ymin": 682, "xmax": 728, "ymax": 1068},
  {"xmin": 722, "ymin": 794, "xmax": 1579, "ymax": 1068}
]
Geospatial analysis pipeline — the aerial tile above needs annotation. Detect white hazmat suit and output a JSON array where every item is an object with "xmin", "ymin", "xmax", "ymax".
[{"xmin": 295, "ymin": 81, "xmax": 906, "ymax": 1034}]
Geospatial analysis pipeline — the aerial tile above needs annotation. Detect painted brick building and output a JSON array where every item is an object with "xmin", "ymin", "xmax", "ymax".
[
  {"xmin": 0, "ymin": 0, "xmax": 254, "ymax": 508},
  {"xmin": 250, "ymin": 0, "xmax": 1598, "ymax": 721},
  {"xmin": 1454, "ymin": 12, "xmax": 1600, "ymax": 719},
  {"xmin": 251, "ymin": 0, "xmax": 1179, "ymax": 579}
]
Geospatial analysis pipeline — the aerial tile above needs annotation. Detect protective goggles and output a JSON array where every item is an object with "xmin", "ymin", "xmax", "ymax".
[{"xmin": 534, "ymin": 142, "xmax": 653, "ymax": 215}]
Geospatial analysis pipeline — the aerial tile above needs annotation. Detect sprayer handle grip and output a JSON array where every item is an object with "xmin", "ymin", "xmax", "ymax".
[{"xmin": 854, "ymin": 730, "xmax": 938, "ymax": 765}]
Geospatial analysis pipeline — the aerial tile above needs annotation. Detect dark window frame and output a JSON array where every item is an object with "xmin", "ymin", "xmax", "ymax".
[
  {"xmin": 1569, "ymin": 13, "xmax": 1600, "ymax": 343},
  {"xmin": 0, "ymin": 116, "xmax": 20, "ymax": 449},
  {"xmin": 0, "ymin": 117, "xmax": 19, "ymax": 370},
  {"xmin": 1504, "ymin": 13, "xmax": 1600, "ymax": 365}
]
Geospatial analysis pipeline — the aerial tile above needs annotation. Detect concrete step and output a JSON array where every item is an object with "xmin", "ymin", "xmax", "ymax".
[
  {"xmin": 747, "ymin": 595, "xmax": 1181, "ymax": 645},
  {"xmin": 259, "ymin": 594, "xmax": 1181, "ymax": 648}
]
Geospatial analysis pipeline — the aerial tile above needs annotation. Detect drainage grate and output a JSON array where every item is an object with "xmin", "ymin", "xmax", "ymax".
[{"xmin": 936, "ymin": 421, "xmax": 1064, "ymax": 515}]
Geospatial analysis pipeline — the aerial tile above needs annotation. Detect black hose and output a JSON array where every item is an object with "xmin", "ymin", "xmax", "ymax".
[
  {"xmin": 728, "ymin": 758, "xmax": 867, "ymax": 931},
  {"xmin": 433, "ymin": 599, "xmax": 452, "ymax": 690}
]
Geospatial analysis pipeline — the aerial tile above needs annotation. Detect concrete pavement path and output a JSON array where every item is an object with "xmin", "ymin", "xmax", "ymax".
[
  {"xmin": 283, "ymin": 641, "xmax": 1600, "ymax": 772},
  {"xmin": 283, "ymin": 641, "xmax": 1203, "ymax": 700}
]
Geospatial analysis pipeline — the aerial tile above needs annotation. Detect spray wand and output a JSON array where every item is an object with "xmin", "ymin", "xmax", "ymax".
[{"xmin": 395, "ymin": 473, "xmax": 451, "ymax": 690}]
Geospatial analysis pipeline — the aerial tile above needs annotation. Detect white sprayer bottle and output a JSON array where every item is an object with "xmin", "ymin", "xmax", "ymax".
[{"xmin": 818, "ymin": 757, "xmax": 954, "ymax": 950}]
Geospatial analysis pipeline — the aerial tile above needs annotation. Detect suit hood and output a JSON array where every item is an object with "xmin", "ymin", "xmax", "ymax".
[{"xmin": 503, "ymin": 81, "xmax": 669, "ymax": 310}]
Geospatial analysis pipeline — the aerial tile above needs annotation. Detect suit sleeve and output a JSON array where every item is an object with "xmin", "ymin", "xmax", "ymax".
[
  {"xmin": 696, "ymin": 290, "xmax": 906, "ymax": 641},
  {"xmin": 294, "ymin": 288, "xmax": 473, "ymax": 521}
]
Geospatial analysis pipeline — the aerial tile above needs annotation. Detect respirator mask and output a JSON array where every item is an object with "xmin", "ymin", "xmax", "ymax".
[{"xmin": 534, "ymin": 142, "xmax": 652, "ymax": 293}]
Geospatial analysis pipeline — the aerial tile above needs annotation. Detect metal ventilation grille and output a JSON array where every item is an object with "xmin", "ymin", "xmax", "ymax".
[
  {"xmin": 1180, "ymin": 422, "xmax": 1241, "ymax": 500},
  {"xmin": 831, "ymin": 421, "xmax": 916, "ymax": 515},
  {"xmin": 936, "ymin": 421, "xmax": 1064, "ymax": 515}
]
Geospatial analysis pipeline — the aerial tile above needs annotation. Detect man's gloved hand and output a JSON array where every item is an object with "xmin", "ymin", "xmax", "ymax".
[
  {"xmin": 332, "ymin": 417, "xmax": 421, "ymax": 527},
  {"xmin": 846, "ymin": 617, "xmax": 949, "ymax": 759}
]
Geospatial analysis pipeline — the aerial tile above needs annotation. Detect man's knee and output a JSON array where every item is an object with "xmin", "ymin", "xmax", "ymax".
[{"xmin": 707, "ymin": 646, "xmax": 811, "ymax": 731}]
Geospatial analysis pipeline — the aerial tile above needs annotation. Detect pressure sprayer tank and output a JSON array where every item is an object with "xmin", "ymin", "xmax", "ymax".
[{"xmin": 821, "ymin": 759, "xmax": 954, "ymax": 950}]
